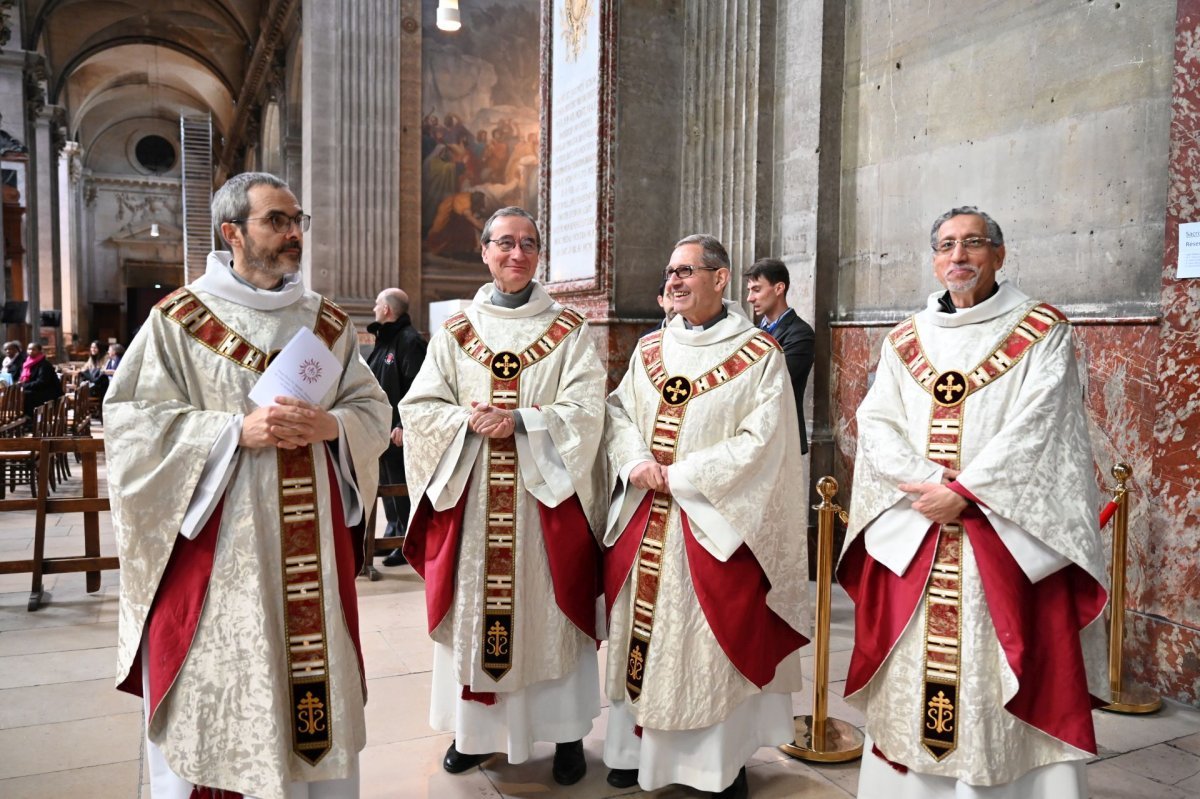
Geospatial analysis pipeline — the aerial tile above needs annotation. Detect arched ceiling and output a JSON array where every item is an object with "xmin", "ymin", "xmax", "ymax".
[{"xmin": 26, "ymin": 0, "xmax": 287, "ymax": 174}]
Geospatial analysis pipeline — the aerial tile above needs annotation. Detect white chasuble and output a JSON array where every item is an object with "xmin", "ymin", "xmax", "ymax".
[
  {"xmin": 399, "ymin": 282, "xmax": 607, "ymax": 754},
  {"xmin": 602, "ymin": 304, "xmax": 810, "ymax": 790},
  {"xmin": 106, "ymin": 253, "xmax": 391, "ymax": 799},
  {"xmin": 841, "ymin": 281, "xmax": 1109, "ymax": 790}
]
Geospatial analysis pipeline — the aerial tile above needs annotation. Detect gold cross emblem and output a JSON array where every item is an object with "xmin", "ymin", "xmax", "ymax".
[
  {"xmin": 661, "ymin": 376, "xmax": 692, "ymax": 406},
  {"xmin": 296, "ymin": 691, "xmax": 327, "ymax": 735},
  {"xmin": 926, "ymin": 690, "xmax": 955, "ymax": 734},
  {"xmin": 932, "ymin": 370, "xmax": 967, "ymax": 407},
  {"xmin": 628, "ymin": 645, "xmax": 645, "ymax": 680},
  {"xmin": 490, "ymin": 351, "xmax": 522, "ymax": 379},
  {"xmin": 486, "ymin": 619, "xmax": 509, "ymax": 656}
]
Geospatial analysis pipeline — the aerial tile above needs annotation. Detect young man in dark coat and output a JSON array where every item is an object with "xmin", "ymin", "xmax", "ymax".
[
  {"xmin": 367, "ymin": 288, "xmax": 428, "ymax": 565},
  {"xmin": 746, "ymin": 258, "xmax": 815, "ymax": 453}
]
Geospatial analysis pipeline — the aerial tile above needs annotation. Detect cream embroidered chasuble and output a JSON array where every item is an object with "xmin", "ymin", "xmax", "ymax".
[
  {"xmin": 842, "ymin": 282, "xmax": 1109, "ymax": 786},
  {"xmin": 106, "ymin": 253, "xmax": 390, "ymax": 799},
  {"xmin": 604, "ymin": 307, "xmax": 811, "ymax": 731},
  {"xmin": 399, "ymin": 282, "xmax": 608, "ymax": 692}
]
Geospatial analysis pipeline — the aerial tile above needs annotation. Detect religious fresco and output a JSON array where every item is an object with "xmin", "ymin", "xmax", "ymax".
[{"xmin": 421, "ymin": 0, "xmax": 541, "ymax": 264}]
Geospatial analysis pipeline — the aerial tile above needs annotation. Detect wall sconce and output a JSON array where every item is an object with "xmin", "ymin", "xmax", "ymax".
[
  {"xmin": 150, "ymin": 223, "xmax": 160, "ymax": 238},
  {"xmin": 437, "ymin": 0, "xmax": 461, "ymax": 31}
]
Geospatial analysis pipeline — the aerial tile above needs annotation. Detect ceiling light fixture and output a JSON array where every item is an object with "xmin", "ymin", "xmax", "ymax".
[{"xmin": 437, "ymin": 0, "xmax": 461, "ymax": 32}]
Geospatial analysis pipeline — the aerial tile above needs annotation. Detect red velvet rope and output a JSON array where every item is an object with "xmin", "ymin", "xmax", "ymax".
[{"xmin": 1099, "ymin": 500, "xmax": 1119, "ymax": 529}]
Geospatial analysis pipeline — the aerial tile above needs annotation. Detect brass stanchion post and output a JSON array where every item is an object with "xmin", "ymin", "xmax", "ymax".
[
  {"xmin": 1103, "ymin": 462, "xmax": 1161, "ymax": 714},
  {"xmin": 780, "ymin": 476, "xmax": 864, "ymax": 762}
]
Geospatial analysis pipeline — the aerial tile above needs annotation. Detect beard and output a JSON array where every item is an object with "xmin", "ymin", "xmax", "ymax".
[
  {"xmin": 944, "ymin": 263, "xmax": 980, "ymax": 293},
  {"xmin": 242, "ymin": 232, "xmax": 302, "ymax": 284}
]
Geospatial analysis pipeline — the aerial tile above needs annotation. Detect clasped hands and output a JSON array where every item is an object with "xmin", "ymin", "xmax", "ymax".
[
  {"xmin": 468, "ymin": 401, "xmax": 516, "ymax": 439},
  {"xmin": 898, "ymin": 467, "xmax": 968, "ymax": 524},
  {"xmin": 629, "ymin": 461, "xmax": 670, "ymax": 495},
  {"xmin": 240, "ymin": 396, "xmax": 339, "ymax": 450}
]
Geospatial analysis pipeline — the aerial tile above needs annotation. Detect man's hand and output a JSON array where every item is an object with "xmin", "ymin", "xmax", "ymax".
[
  {"xmin": 390, "ymin": 427, "xmax": 404, "ymax": 447},
  {"xmin": 941, "ymin": 467, "xmax": 961, "ymax": 484},
  {"xmin": 898, "ymin": 481, "xmax": 968, "ymax": 524},
  {"xmin": 240, "ymin": 397, "xmax": 340, "ymax": 450},
  {"xmin": 468, "ymin": 401, "xmax": 516, "ymax": 439},
  {"xmin": 630, "ymin": 461, "xmax": 671, "ymax": 495}
]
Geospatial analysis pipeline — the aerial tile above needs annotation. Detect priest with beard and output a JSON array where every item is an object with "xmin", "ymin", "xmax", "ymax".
[
  {"xmin": 603, "ymin": 234, "xmax": 811, "ymax": 799},
  {"xmin": 841, "ymin": 206, "xmax": 1108, "ymax": 799},
  {"xmin": 105, "ymin": 172, "xmax": 390, "ymax": 799}
]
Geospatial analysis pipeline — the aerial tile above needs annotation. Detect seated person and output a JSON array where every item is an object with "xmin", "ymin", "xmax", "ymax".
[
  {"xmin": 18, "ymin": 342, "xmax": 63, "ymax": 418},
  {"xmin": 2, "ymin": 341, "xmax": 24, "ymax": 385}
]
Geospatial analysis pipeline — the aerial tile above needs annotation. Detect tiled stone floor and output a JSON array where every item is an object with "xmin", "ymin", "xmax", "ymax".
[{"xmin": 1, "ymin": 454, "xmax": 1198, "ymax": 797}]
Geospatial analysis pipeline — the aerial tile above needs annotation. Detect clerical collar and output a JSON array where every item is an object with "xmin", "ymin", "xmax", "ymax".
[
  {"xmin": 683, "ymin": 305, "xmax": 729, "ymax": 331},
  {"xmin": 937, "ymin": 282, "xmax": 999, "ymax": 314},
  {"xmin": 490, "ymin": 281, "xmax": 535, "ymax": 309}
]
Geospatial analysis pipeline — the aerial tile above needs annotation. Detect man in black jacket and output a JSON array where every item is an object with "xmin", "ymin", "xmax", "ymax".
[
  {"xmin": 746, "ymin": 258, "xmax": 815, "ymax": 454},
  {"xmin": 368, "ymin": 288, "xmax": 428, "ymax": 565}
]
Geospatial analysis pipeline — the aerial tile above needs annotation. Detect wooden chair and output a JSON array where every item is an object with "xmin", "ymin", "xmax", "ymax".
[
  {"xmin": 0, "ymin": 437, "xmax": 118, "ymax": 610},
  {"xmin": 359, "ymin": 481, "xmax": 409, "ymax": 581},
  {"xmin": 0, "ymin": 383, "xmax": 26, "ymax": 436},
  {"xmin": 70, "ymin": 382, "xmax": 92, "ymax": 440}
]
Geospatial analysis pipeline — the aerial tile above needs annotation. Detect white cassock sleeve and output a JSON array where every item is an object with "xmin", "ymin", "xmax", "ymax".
[
  {"xmin": 425, "ymin": 419, "xmax": 484, "ymax": 511},
  {"xmin": 512, "ymin": 407, "xmax": 575, "ymax": 507},
  {"xmin": 605, "ymin": 459, "xmax": 650, "ymax": 547},
  {"xmin": 179, "ymin": 415, "xmax": 241, "ymax": 540},
  {"xmin": 668, "ymin": 467, "xmax": 743, "ymax": 561}
]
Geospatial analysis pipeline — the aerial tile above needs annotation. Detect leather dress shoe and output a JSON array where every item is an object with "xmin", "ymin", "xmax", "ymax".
[
  {"xmin": 552, "ymin": 739, "xmax": 587, "ymax": 785},
  {"xmin": 713, "ymin": 766, "xmax": 748, "ymax": 799},
  {"xmin": 380, "ymin": 548, "xmax": 407, "ymax": 566},
  {"xmin": 606, "ymin": 767, "xmax": 639, "ymax": 788},
  {"xmin": 442, "ymin": 740, "xmax": 487, "ymax": 774}
]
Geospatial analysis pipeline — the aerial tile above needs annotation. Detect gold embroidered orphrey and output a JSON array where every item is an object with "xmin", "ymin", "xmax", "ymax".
[
  {"xmin": 561, "ymin": 0, "xmax": 593, "ymax": 63},
  {"xmin": 444, "ymin": 307, "xmax": 585, "ymax": 681},
  {"xmin": 887, "ymin": 302, "xmax": 1066, "ymax": 761},
  {"xmin": 156, "ymin": 288, "xmax": 350, "ymax": 765},
  {"xmin": 624, "ymin": 329, "xmax": 779, "ymax": 701}
]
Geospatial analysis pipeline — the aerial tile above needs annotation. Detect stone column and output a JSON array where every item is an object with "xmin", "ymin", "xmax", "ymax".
[
  {"xmin": 770, "ymin": 0, "xmax": 844, "ymax": 555},
  {"xmin": 302, "ymin": 0, "xmax": 404, "ymax": 322},
  {"xmin": 59, "ymin": 141, "xmax": 81, "ymax": 346},
  {"xmin": 678, "ymin": 0, "xmax": 776, "ymax": 297}
]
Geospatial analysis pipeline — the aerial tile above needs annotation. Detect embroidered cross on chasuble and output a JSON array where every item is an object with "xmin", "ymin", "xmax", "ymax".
[
  {"xmin": 886, "ymin": 302, "xmax": 1065, "ymax": 761},
  {"xmin": 444, "ymin": 307, "xmax": 585, "ymax": 681},
  {"xmin": 157, "ymin": 288, "xmax": 350, "ymax": 765},
  {"xmin": 624, "ymin": 329, "xmax": 779, "ymax": 701}
]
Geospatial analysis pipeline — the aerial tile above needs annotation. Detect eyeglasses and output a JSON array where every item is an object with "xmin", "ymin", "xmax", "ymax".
[
  {"xmin": 230, "ymin": 212, "xmax": 311, "ymax": 234},
  {"xmin": 485, "ymin": 236, "xmax": 539, "ymax": 254},
  {"xmin": 933, "ymin": 236, "xmax": 993, "ymax": 253},
  {"xmin": 664, "ymin": 265, "xmax": 721, "ymax": 280}
]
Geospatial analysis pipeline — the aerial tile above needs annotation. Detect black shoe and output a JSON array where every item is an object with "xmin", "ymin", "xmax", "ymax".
[
  {"xmin": 552, "ymin": 739, "xmax": 586, "ymax": 785},
  {"xmin": 381, "ymin": 548, "xmax": 407, "ymax": 566},
  {"xmin": 606, "ymin": 767, "xmax": 639, "ymax": 788},
  {"xmin": 713, "ymin": 767, "xmax": 748, "ymax": 799},
  {"xmin": 443, "ymin": 740, "xmax": 487, "ymax": 774}
]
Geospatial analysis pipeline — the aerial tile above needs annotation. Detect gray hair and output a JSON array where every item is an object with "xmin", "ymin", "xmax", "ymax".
[
  {"xmin": 674, "ymin": 233, "xmax": 730, "ymax": 271},
  {"xmin": 480, "ymin": 206, "xmax": 540, "ymax": 247},
  {"xmin": 3, "ymin": 340, "xmax": 19, "ymax": 351},
  {"xmin": 929, "ymin": 206, "xmax": 1005, "ymax": 248},
  {"xmin": 212, "ymin": 172, "xmax": 290, "ymax": 245}
]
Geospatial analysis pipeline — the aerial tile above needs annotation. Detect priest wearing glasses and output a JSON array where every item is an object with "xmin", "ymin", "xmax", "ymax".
[
  {"xmin": 841, "ymin": 206, "xmax": 1108, "ymax": 799},
  {"xmin": 400, "ymin": 206, "xmax": 608, "ymax": 786},
  {"xmin": 602, "ymin": 233, "xmax": 811, "ymax": 799}
]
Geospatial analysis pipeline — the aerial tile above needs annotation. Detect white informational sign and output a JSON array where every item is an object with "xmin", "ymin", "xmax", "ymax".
[
  {"xmin": 548, "ymin": 0, "xmax": 601, "ymax": 283},
  {"xmin": 249, "ymin": 327, "xmax": 342, "ymax": 407},
  {"xmin": 1179, "ymin": 222, "xmax": 1200, "ymax": 278}
]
